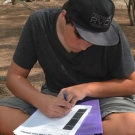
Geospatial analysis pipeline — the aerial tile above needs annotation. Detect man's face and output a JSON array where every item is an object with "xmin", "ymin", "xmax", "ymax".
[{"xmin": 63, "ymin": 24, "xmax": 92, "ymax": 53}]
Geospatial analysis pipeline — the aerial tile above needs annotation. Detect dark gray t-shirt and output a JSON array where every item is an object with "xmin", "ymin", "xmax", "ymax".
[{"xmin": 13, "ymin": 8, "xmax": 135, "ymax": 93}]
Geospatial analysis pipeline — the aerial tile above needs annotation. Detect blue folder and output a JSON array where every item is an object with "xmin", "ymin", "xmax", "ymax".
[{"xmin": 76, "ymin": 99, "xmax": 103, "ymax": 135}]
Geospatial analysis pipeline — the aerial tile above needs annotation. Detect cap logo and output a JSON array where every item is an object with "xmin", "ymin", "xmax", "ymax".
[{"xmin": 90, "ymin": 13, "xmax": 112, "ymax": 29}]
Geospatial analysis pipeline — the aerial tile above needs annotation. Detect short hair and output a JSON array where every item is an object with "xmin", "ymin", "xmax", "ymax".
[
  {"xmin": 62, "ymin": 2, "xmax": 82, "ymax": 39},
  {"xmin": 62, "ymin": 2, "xmax": 73, "ymax": 25}
]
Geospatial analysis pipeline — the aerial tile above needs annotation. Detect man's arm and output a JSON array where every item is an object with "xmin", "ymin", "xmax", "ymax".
[
  {"xmin": 6, "ymin": 61, "xmax": 72, "ymax": 117},
  {"xmin": 86, "ymin": 71, "xmax": 135, "ymax": 98},
  {"xmin": 58, "ymin": 71, "xmax": 135, "ymax": 105}
]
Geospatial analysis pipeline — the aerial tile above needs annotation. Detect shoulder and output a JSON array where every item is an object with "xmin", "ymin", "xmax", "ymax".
[
  {"xmin": 111, "ymin": 19, "xmax": 124, "ymax": 36},
  {"xmin": 29, "ymin": 8, "xmax": 62, "ymax": 20},
  {"xmin": 111, "ymin": 20, "xmax": 129, "ymax": 47}
]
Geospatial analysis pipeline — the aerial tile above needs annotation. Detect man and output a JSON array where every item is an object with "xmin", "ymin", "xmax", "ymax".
[{"xmin": 0, "ymin": 0, "xmax": 135, "ymax": 134}]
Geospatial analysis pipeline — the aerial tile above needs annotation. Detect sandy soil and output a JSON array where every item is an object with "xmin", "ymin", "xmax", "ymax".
[{"xmin": 0, "ymin": 0, "xmax": 135, "ymax": 99}]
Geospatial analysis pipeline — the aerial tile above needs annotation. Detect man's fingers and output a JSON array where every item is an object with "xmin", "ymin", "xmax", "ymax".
[
  {"xmin": 57, "ymin": 99, "xmax": 72, "ymax": 109},
  {"xmin": 70, "ymin": 96, "xmax": 78, "ymax": 106},
  {"xmin": 47, "ymin": 104, "xmax": 71, "ymax": 117}
]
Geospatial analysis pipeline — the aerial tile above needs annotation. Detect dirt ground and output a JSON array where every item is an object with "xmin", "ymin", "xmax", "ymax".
[{"xmin": 0, "ymin": 0, "xmax": 135, "ymax": 99}]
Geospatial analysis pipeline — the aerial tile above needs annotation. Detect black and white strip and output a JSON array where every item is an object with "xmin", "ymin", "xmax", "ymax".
[{"xmin": 63, "ymin": 109, "xmax": 87, "ymax": 130}]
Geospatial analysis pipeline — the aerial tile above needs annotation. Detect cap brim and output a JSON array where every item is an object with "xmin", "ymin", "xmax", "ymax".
[{"xmin": 73, "ymin": 22, "xmax": 119, "ymax": 46}]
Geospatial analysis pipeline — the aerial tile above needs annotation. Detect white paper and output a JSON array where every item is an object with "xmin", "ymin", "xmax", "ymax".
[{"xmin": 14, "ymin": 105, "xmax": 92, "ymax": 135}]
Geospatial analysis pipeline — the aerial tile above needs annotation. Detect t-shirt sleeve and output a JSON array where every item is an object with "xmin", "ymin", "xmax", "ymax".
[
  {"xmin": 13, "ymin": 14, "xmax": 37, "ymax": 70},
  {"xmin": 107, "ymin": 22, "xmax": 135, "ymax": 79}
]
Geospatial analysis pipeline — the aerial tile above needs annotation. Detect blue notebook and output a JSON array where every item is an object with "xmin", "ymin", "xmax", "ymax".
[{"xmin": 76, "ymin": 99, "xmax": 103, "ymax": 135}]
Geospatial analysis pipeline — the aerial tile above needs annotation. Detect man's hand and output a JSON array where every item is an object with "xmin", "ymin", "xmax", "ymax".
[
  {"xmin": 36, "ymin": 94, "xmax": 72, "ymax": 118},
  {"xmin": 57, "ymin": 84, "xmax": 88, "ymax": 107}
]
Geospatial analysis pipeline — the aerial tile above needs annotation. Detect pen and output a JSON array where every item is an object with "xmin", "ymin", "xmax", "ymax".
[{"xmin": 63, "ymin": 91, "xmax": 67, "ymax": 101}]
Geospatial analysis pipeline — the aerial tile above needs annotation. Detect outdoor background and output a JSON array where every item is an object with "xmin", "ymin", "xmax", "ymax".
[{"xmin": 0, "ymin": 0, "xmax": 135, "ymax": 99}]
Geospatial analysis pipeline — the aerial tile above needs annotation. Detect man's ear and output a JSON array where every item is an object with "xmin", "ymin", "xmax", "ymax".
[{"xmin": 61, "ymin": 10, "xmax": 67, "ymax": 23}]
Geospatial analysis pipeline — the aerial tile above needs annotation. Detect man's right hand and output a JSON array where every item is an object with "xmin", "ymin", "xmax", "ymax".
[{"xmin": 36, "ymin": 93, "xmax": 72, "ymax": 118}]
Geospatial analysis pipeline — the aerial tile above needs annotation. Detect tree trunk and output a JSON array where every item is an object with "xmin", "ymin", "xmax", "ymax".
[{"xmin": 125, "ymin": 0, "xmax": 135, "ymax": 26}]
